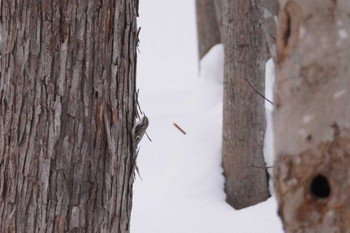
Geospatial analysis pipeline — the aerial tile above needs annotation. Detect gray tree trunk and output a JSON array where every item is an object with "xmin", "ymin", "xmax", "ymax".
[
  {"xmin": 214, "ymin": 0, "xmax": 223, "ymax": 40},
  {"xmin": 0, "ymin": 1, "xmax": 139, "ymax": 232},
  {"xmin": 263, "ymin": 0, "xmax": 278, "ymax": 64},
  {"xmin": 274, "ymin": 0, "xmax": 350, "ymax": 232},
  {"xmin": 222, "ymin": 0, "xmax": 270, "ymax": 209},
  {"xmin": 196, "ymin": 0, "xmax": 222, "ymax": 60}
]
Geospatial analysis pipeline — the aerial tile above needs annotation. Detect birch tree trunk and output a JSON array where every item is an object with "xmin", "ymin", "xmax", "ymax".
[
  {"xmin": 222, "ymin": 0, "xmax": 270, "ymax": 209},
  {"xmin": 274, "ymin": 0, "xmax": 350, "ymax": 232},
  {"xmin": 0, "ymin": 1, "xmax": 139, "ymax": 232}
]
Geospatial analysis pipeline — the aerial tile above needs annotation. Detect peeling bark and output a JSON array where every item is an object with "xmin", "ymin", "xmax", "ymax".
[
  {"xmin": 274, "ymin": 0, "xmax": 350, "ymax": 232},
  {"xmin": 0, "ymin": 1, "xmax": 139, "ymax": 232}
]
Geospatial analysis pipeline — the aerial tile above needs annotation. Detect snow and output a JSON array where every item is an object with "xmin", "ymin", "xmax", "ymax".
[
  {"xmin": 264, "ymin": 59, "xmax": 276, "ymax": 188},
  {"xmin": 131, "ymin": 0, "xmax": 283, "ymax": 232}
]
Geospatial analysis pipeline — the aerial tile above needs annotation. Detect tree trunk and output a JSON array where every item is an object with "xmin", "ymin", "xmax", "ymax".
[
  {"xmin": 222, "ymin": 0, "xmax": 270, "ymax": 209},
  {"xmin": 274, "ymin": 0, "xmax": 350, "ymax": 232},
  {"xmin": 263, "ymin": 0, "xmax": 278, "ymax": 65},
  {"xmin": 213, "ymin": 0, "xmax": 223, "ymax": 40},
  {"xmin": 196, "ymin": 0, "xmax": 221, "ymax": 60},
  {"xmin": 0, "ymin": 1, "xmax": 139, "ymax": 232}
]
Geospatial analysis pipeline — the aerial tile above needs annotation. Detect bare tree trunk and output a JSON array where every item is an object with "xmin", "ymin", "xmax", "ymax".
[
  {"xmin": 222, "ymin": 0, "xmax": 270, "ymax": 209},
  {"xmin": 263, "ymin": 0, "xmax": 278, "ymax": 64},
  {"xmin": 214, "ymin": 0, "xmax": 223, "ymax": 39},
  {"xmin": 0, "ymin": 1, "xmax": 139, "ymax": 232},
  {"xmin": 196, "ymin": 0, "xmax": 221, "ymax": 60},
  {"xmin": 274, "ymin": 0, "xmax": 350, "ymax": 232}
]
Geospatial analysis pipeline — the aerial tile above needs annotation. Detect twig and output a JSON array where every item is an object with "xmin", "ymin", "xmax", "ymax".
[
  {"xmin": 173, "ymin": 123, "xmax": 186, "ymax": 135},
  {"xmin": 145, "ymin": 132, "xmax": 152, "ymax": 142},
  {"xmin": 244, "ymin": 78, "xmax": 274, "ymax": 105}
]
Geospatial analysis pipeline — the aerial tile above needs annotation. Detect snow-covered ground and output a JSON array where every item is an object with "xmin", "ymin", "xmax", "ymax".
[{"xmin": 131, "ymin": 1, "xmax": 283, "ymax": 232}]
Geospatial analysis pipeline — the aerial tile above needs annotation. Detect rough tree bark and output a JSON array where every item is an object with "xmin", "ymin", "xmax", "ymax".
[
  {"xmin": 222, "ymin": 0, "xmax": 270, "ymax": 209},
  {"xmin": 274, "ymin": 0, "xmax": 350, "ymax": 232},
  {"xmin": 0, "ymin": 1, "xmax": 139, "ymax": 232},
  {"xmin": 196, "ymin": 0, "xmax": 221, "ymax": 60}
]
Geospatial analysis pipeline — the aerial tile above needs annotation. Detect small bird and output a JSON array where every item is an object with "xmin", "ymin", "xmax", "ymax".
[
  {"xmin": 132, "ymin": 114, "xmax": 149, "ymax": 147},
  {"xmin": 131, "ymin": 114, "xmax": 149, "ymax": 179}
]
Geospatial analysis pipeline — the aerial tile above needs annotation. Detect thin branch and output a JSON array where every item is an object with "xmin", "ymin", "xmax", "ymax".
[
  {"xmin": 173, "ymin": 123, "xmax": 187, "ymax": 135},
  {"xmin": 244, "ymin": 78, "xmax": 274, "ymax": 105},
  {"xmin": 145, "ymin": 132, "xmax": 152, "ymax": 142}
]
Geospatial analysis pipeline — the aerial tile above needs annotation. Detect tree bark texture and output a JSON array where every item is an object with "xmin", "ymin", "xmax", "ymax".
[
  {"xmin": 196, "ymin": 0, "xmax": 221, "ymax": 60},
  {"xmin": 274, "ymin": 0, "xmax": 350, "ymax": 232},
  {"xmin": 0, "ymin": 1, "xmax": 139, "ymax": 232},
  {"xmin": 222, "ymin": 0, "xmax": 270, "ymax": 209}
]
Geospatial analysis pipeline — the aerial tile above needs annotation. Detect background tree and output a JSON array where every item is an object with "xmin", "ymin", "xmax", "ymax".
[
  {"xmin": 195, "ymin": 0, "xmax": 271, "ymax": 209},
  {"xmin": 263, "ymin": 0, "xmax": 278, "ymax": 65},
  {"xmin": 221, "ymin": 0, "xmax": 270, "ymax": 209},
  {"xmin": 0, "ymin": 1, "xmax": 139, "ymax": 232},
  {"xmin": 196, "ymin": 0, "xmax": 222, "ymax": 60},
  {"xmin": 274, "ymin": 0, "xmax": 350, "ymax": 232}
]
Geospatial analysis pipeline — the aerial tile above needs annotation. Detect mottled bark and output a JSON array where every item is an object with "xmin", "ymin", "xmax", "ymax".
[
  {"xmin": 0, "ymin": 1, "xmax": 139, "ymax": 232},
  {"xmin": 222, "ymin": 0, "xmax": 270, "ymax": 209},
  {"xmin": 274, "ymin": 0, "xmax": 350, "ymax": 232},
  {"xmin": 196, "ymin": 0, "xmax": 221, "ymax": 60}
]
